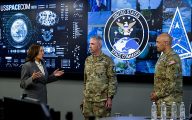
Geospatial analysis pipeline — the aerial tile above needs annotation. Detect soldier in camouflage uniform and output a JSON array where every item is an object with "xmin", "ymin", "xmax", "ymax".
[
  {"xmin": 81, "ymin": 35, "xmax": 117, "ymax": 120},
  {"xmin": 150, "ymin": 33, "xmax": 183, "ymax": 117}
]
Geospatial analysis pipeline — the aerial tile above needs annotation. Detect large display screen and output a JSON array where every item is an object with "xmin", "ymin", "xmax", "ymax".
[
  {"xmin": 0, "ymin": 0, "xmax": 88, "ymax": 74},
  {"xmin": 88, "ymin": 0, "xmax": 192, "ymax": 77},
  {"xmin": 0, "ymin": 0, "xmax": 191, "ymax": 78}
]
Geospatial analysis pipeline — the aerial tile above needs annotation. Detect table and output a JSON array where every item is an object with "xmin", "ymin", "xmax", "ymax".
[
  {"xmin": 99, "ymin": 116, "xmax": 149, "ymax": 120},
  {"xmin": 99, "ymin": 116, "xmax": 189, "ymax": 120}
]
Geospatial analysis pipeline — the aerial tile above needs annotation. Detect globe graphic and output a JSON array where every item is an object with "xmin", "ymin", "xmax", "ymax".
[
  {"xmin": 11, "ymin": 19, "xmax": 27, "ymax": 43},
  {"xmin": 113, "ymin": 37, "xmax": 139, "ymax": 54}
]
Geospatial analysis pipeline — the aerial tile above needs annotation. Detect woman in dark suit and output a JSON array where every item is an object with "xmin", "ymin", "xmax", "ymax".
[{"xmin": 20, "ymin": 44, "xmax": 64, "ymax": 104}]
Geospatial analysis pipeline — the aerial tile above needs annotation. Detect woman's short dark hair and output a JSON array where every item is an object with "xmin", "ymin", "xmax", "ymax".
[{"xmin": 26, "ymin": 44, "xmax": 41, "ymax": 62}]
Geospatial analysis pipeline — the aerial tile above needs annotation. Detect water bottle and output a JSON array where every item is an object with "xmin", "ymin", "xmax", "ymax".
[
  {"xmin": 171, "ymin": 102, "xmax": 177, "ymax": 120},
  {"xmin": 151, "ymin": 102, "xmax": 157, "ymax": 120},
  {"xmin": 180, "ymin": 102, "xmax": 185, "ymax": 120},
  {"xmin": 161, "ymin": 102, "xmax": 166, "ymax": 120}
]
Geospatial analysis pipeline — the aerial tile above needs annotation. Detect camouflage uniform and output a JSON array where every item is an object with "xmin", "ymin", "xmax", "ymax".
[
  {"xmin": 83, "ymin": 52, "xmax": 117, "ymax": 120},
  {"xmin": 154, "ymin": 49, "xmax": 183, "ymax": 116}
]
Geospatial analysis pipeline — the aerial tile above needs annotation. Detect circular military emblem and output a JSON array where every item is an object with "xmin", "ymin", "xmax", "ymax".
[{"xmin": 104, "ymin": 8, "xmax": 149, "ymax": 60}]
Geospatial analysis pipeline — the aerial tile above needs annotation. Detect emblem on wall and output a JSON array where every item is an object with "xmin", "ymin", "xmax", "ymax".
[{"xmin": 104, "ymin": 8, "xmax": 149, "ymax": 60}]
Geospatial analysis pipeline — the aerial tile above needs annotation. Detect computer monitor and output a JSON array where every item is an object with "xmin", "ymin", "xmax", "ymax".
[
  {"xmin": 189, "ymin": 102, "xmax": 192, "ymax": 119},
  {"xmin": 3, "ymin": 97, "xmax": 51, "ymax": 120}
]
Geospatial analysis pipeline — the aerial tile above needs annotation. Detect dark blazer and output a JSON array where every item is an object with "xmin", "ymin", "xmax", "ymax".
[{"xmin": 20, "ymin": 61, "xmax": 57, "ymax": 104}]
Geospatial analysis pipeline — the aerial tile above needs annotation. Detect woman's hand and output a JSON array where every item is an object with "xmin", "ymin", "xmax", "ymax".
[
  {"xmin": 32, "ymin": 71, "xmax": 43, "ymax": 80},
  {"xmin": 53, "ymin": 69, "xmax": 64, "ymax": 77}
]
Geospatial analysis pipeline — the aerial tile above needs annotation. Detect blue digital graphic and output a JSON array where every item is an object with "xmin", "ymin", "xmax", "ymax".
[
  {"xmin": 111, "ymin": 0, "xmax": 136, "ymax": 11},
  {"xmin": 0, "ymin": 0, "xmax": 87, "ymax": 73},
  {"xmin": 41, "ymin": 28, "xmax": 53, "ymax": 42},
  {"xmin": 113, "ymin": 37, "xmax": 139, "ymax": 54},
  {"xmin": 37, "ymin": 10, "xmax": 59, "ymax": 26},
  {"xmin": 168, "ymin": 7, "xmax": 192, "ymax": 59},
  {"xmin": 5, "ymin": 13, "xmax": 33, "ymax": 48},
  {"xmin": 88, "ymin": 0, "xmax": 191, "ymax": 77},
  {"xmin": 11, "ymin": 19, "xmax": 27, "ymax": 43}
]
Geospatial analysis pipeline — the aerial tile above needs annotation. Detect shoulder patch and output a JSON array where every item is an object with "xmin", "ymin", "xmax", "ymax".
[{"xmin": 168, "ymin": 60, "xmax": 176, "ymax": 65}]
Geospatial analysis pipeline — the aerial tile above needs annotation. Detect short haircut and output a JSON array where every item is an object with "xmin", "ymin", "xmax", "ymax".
[
  {"xmin": 90, "ymin": 35, "xmax": 102, "ymax": 41},
  {"xmin": 159, "ymin": 33, "xmax": 173, "ymax": 45},
  {"xmin": 90, "ymin": 35, "xmax": 102, "ymax": 48}
]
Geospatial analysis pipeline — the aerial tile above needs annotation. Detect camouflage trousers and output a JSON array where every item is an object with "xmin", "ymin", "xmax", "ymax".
[{"xmin": 82, "ymin": 100, "xmax": 111, "ymax": 120}]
